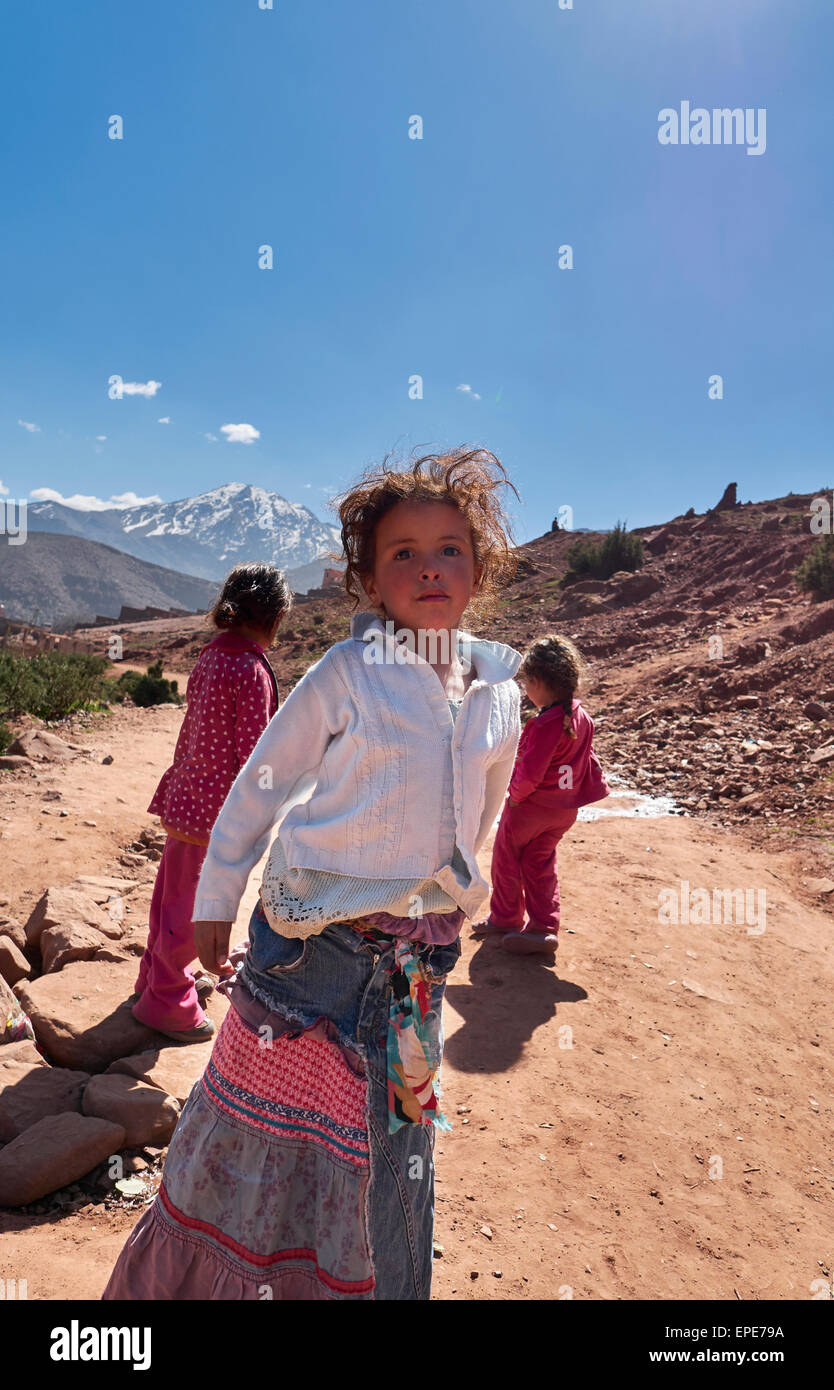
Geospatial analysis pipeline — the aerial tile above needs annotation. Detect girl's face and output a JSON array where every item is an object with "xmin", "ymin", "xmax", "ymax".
[{"xmin": 364, "ymin": 499, "xmax": 481, "ymax": 638}]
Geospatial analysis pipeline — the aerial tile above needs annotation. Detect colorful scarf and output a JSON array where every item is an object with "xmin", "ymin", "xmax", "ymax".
[{"xmin": 345, "ymin": 921, "xmax": 452, "ymax": 1135}]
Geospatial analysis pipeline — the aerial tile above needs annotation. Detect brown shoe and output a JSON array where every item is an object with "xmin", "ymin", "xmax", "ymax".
[
  {"xmin": 194, "ymin": 973, "xmax": 215, "ymax": 999},
  {"xmin": 154, "ymin": 1017, "xmax": 216, "ymax": 1044}
]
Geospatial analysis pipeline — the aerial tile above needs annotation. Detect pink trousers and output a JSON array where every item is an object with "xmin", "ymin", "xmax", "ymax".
[
  {"xmin": 132, "ymin": 836, "xmax": 208, "ymax": 1032},
  {"xmin": 487, "ymin": 800, "xmax": 578, "ymax": 935}
]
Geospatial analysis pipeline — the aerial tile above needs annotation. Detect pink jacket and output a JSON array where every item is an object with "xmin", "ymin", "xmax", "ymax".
[
  {"xmin": 148, "ymin": 631, "xmax": 279, "ymax": 845},
  {"xmin": 508, "ymin": 699, "xmax": 609, "ymax": 810}
]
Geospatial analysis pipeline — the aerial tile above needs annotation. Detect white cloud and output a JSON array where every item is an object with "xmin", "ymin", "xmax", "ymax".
[
  {"xmin": 29, "ymin": 487, "xmax": 164, "ymax": 512},
  {"xmin": 204, "ymin": 432, "xmax": 218, "ymax": 442},
  {"xmin": 117, "ymin": 380, "xmax": 161, "ymax": 398},
  {"xmin": 456, "ymin": 384, "xmax": 481, "ymax": 401},
  {"xmin": 0, "ymin": 480, "xmax": 9, "ymax": 496},
  {"xmin": 220, "ymin": 422, "xmax": 260, "ymax": 445},
  {"xmin": 18, "ymin": 418, "xmax": 41, "ymax": 432},
  {"xmin": 96, "ymin": 435, "xmax": 107, "ymax": 442},
  {"xmin": 157, "ymin": 416, "xmax": 170, "ymax": 424}
]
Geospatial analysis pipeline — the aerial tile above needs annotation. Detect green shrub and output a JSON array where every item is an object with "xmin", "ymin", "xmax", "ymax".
[
  {"xmin": 563, "ymin": 521, "xmax": 643, "ymax": 584},
  {"xmin": 313, "ymin": 613, "xmax": 325, "ymax": 625},
  {"xmin": 131, "ymin": 659, "xmax": 180, "ymax": 707},
  {"xmin": 0, "ymin": 651, "xmax": 111, "ymax": 721},
  {"xmin": 113, "ymin": 659, "xmax": 180, "ymax": 707},
  {"xmin": 0, "ymin": 651, "xmax": 38, "ymax": 717},
  {"xmin": 0, "ymin": 719, "xmax": 12, "ymax": 752},
  {"xmin": 795, "ymin": 534, "xmax": 834, "ymax": 600}
]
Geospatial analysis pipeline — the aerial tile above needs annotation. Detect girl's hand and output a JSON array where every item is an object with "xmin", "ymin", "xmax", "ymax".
[{"xmin": 194, "ymin": 920, "xmax": 234, "ymax": 976}]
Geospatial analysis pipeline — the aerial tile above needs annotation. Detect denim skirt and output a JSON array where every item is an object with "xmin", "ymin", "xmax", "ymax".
[{"xmin": 101, "ymin": 901, "xmax": 462, "ymax": 1301}]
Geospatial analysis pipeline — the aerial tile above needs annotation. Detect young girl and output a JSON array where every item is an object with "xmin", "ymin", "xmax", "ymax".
[
  {"xmin": 102, "ymin": 446, "xmax": 523, "ymax": 1301},
  {"xmin": 474, "ymin": 634, "xmax": 609, "ymax": 955},
  {"xmin": 130, "ymin": 563, "xmax": 288, "ymax": 1043}
]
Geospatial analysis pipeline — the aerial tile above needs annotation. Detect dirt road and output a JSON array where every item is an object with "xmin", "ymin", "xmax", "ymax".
[{"xmin": 1, "ymin": 701, "xmax": 831, "ymax": 1299}]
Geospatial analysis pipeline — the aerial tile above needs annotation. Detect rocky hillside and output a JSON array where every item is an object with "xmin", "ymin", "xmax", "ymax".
[
  {"xmin": 0, "ymin": 532, "xmax": 221, "ymax": 627},
  {"xmin": 487, "ymin": 488, "xmax": 832, "ymax": 834}
]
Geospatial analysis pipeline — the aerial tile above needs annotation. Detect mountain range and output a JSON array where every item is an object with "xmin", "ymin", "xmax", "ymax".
[
  {"xmin": 26, "ymin": 483, "xmax": 343, "ymax": 587},
  {"xmin": 0, "ymin": 532, "xmax": 223, "ymax": 627}
]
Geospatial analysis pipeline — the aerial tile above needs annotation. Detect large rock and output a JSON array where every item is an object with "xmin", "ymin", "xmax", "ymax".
[
  {"xmin": 6, "ymin": 730, "xmax": 75, "ymax": 762},
  {"xmin": 559, "ymin": 592, "xmax": 607, "ymax": 619},
  {"xmin": 14, "ymin": 959, "xmax": 159, "ymax": 1071},
  {"xmin": 611, "ymin": 572, "xmax": 663, "ymax": 603},
  {"xmin": 74, "ymin": 875, "xmax": 139, "ymax": 903},
  {"xmin": 107, "ymin": 1045, "xmax": 213, "ymax": 1107},
  {"xmin": 733, "ymin": 640, "xmax": 773, "ymax": 667},
  {"xmin": 809, "ymin": 742, "xmax": 834, "ymax": 766},
  {"xmin": 82, "ymin": 1074, "xmax": 180, "ymax": 1147},
  {"xmin": 0, "ymin": 935, "xmax": 31, "ymax": 987},
  {"xmin": 0, "ymin": 1112, "xmax": 125, "ymax": 1207},
  {"xmin": 0, "ymin": 1050, "xmax": 89, "ymax": 1141},
  {"xmin": 40, "ymin": 923, "xmax": 117, "ymax": 974},
  {"xmin": 0, "ymin": 918, "xmax": 26, "ymax": 953},
  {"xmin": 24, "ymin": 886, "xmax": 124, "ymax": 951},
  {"xmin": 0, "ymin": 1039, "xmax": 47, "ymax": 1066},
  {"xmin": 0, "ymin": 755, "xmax": 34, "ymax": 772},
  {"xmin": 714, "ymin": 482, "xmax": 738, "ymax": 511}
]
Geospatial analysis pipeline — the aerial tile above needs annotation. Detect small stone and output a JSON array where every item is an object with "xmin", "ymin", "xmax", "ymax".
[
  {"xmin": 479, "ymin": 1224, "xmax": 493, "ymax": 1239},
  {"xmin": 102, "ymin": 755, "xmax": 114, "ymax": 765},
  {"xmin": 806, "ymin": 878, "xmax": 834, "ymax": 896}
]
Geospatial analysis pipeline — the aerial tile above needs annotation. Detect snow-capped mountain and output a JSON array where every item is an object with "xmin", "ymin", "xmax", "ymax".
[{"xmin": 26, "ymin": 483, "xmax": 343, "ymax": 589}]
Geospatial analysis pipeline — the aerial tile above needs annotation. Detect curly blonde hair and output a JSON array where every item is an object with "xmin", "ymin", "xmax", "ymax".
[
  {"xmin": 519, "ymin": 634, "xmax": 585, "ymax": 737},
  {"xmin": 330, "ymin": 446, "xmax": 520, "ymax": 626}
]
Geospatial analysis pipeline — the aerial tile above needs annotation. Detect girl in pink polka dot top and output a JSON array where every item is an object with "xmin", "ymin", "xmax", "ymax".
[{"xmin": 131, "ymin": 563, "xmax": 289, "ymax": 1043}]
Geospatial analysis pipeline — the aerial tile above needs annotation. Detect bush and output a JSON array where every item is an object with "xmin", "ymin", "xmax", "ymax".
[
  {"xmin": 0, "ymin": 650, "xmax": 181, "ymax": 724},
  {"xmin": 312, "ymin": 613, "xmax": 325, "ymax": 625},
  {"xmin": 795, "ymin": 534, "xmax": 834, "ymax": 600},
  {"xmin": 0, "ymin": 651, "xmax": 111, "ymax": 721},
  {"xmin": 0, "ymin": 719, "xmax": 12, "ymax": 752},
  {"xmin": 563, "ymin": 521, "xmax": 643, "ymax": 584},
  {"xmin": 113, "ymin": 659, "xmax": 180, "ymax": 707}
]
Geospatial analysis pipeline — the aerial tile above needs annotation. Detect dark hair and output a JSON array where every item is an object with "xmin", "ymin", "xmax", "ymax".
[
  {"xmin": 208, "ymin": 563, "xmax": 292, "ymax": 634},
  {"xmin": 519, "ymin": 634, "xmax": 585, "ymax": 737},
  {"xmin": 331, "ymin": 445, "xmax": 520, "ymax": 625}
]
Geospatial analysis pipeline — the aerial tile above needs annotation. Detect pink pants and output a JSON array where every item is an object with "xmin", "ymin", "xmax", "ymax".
[
  {"xmin": 132, "ymin": 836, "xmax": 207, "ymax": 1032},
  {"xmin": 488, "ymin": 800, "xmax": 578, "ymax": 935}
]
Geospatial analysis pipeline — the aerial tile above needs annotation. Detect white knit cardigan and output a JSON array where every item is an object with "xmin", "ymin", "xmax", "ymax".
[{"xmin": 192, "ymin": 610, "xmax": 522, "ymax": 928}]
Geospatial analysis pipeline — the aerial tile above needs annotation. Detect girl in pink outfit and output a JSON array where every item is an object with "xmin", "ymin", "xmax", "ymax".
[
  {"xmin": 131, "ymin": 563, "xmax": 288, "ymax": 1042},
  {"xmin": 474, "ymin": 634, "xmax": 610, "ymax": 956}
]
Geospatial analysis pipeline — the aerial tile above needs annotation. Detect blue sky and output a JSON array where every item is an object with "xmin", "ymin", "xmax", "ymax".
[{"xmin": 1, "ymin": 0, "xmax": 831, "ymax": 546}]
